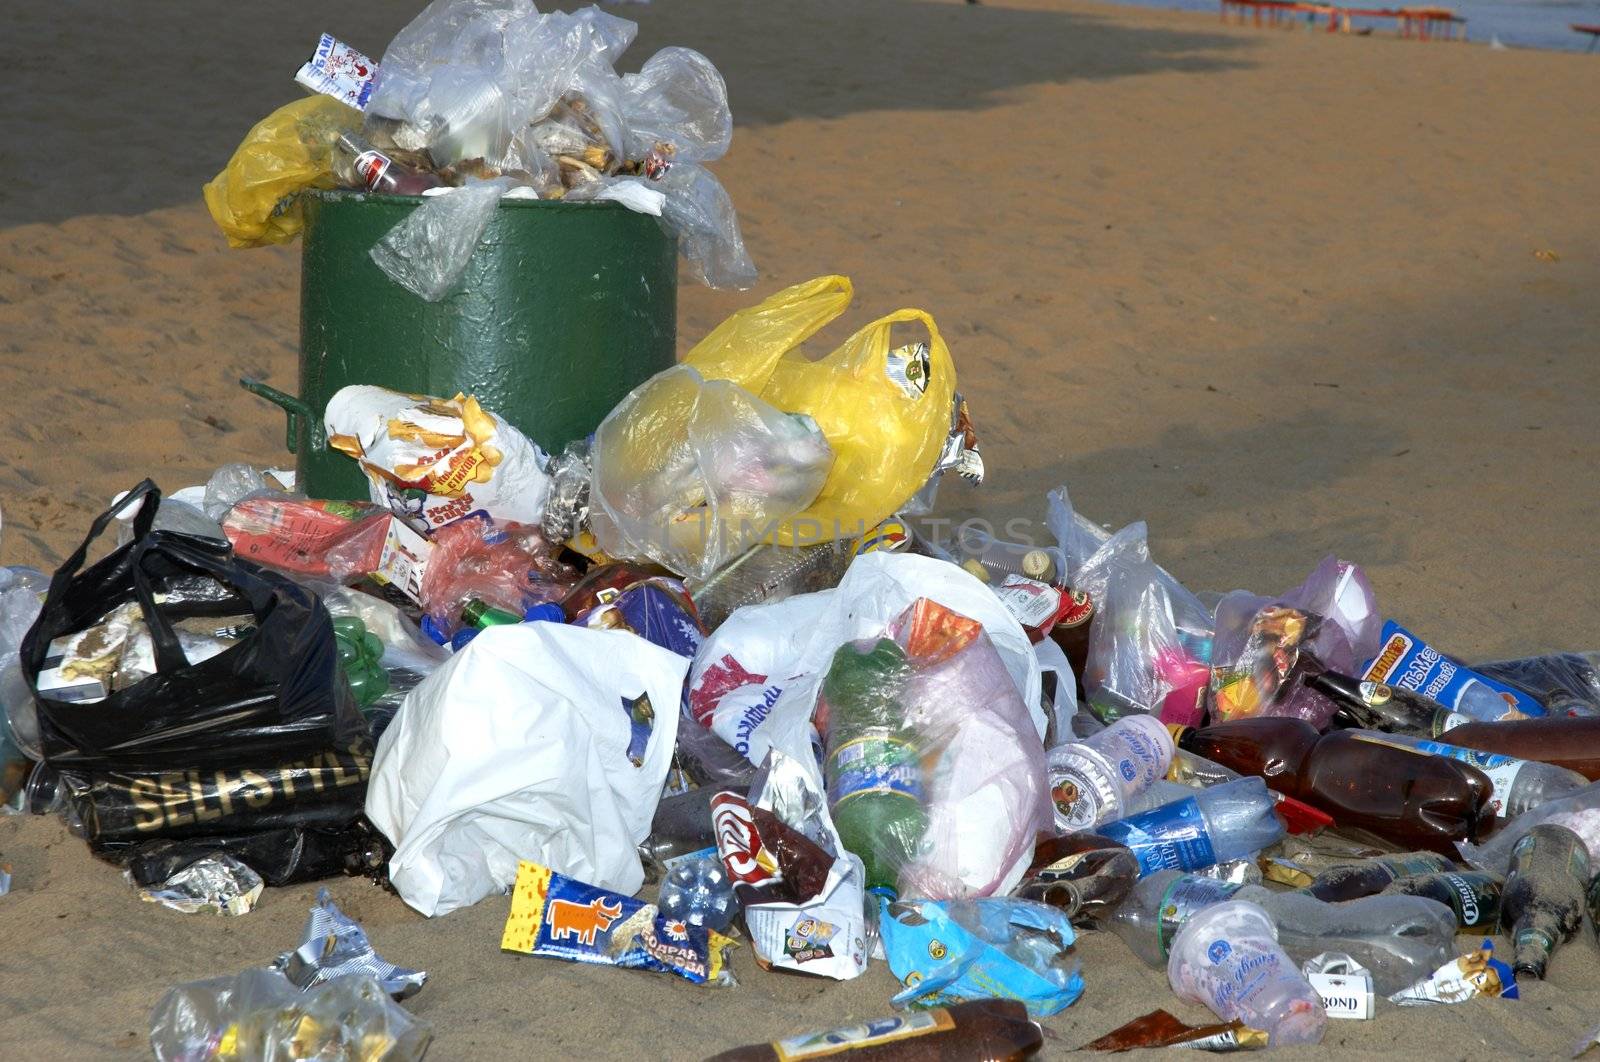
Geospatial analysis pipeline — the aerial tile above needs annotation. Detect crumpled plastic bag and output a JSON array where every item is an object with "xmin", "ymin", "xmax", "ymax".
[
  {"xmin": 880, "ymin": 896, "xmax": 1084, "ymax": 1018},
  {"xmin": 324, "ymin": 384, "xmax": 551, "ymax": 531},
  {"xmin": 370, "ymin": 176, "xmax": 517, "ymax": 301},
  {"xmin": 619, "ymin": 46, "xmax": 731, "ymax": 165},
  {"xmin": 149, "ymin": 969, "xmax": 431, "ymax": 1062},
  {"xmin": 203, "ymin": 96, "xmax": 359, "ymax": 248},
  {"xmin": 365, "ymin": 622, "xmax": 688, "ymax": 916},
  {"xmin": 1209, "ymin": 556, "xmax": 1380, "ymax": 727},
  {"xmin": 589, "ymin": 365, "xmax": 833, "ymax": 580},
  {"xmin": 656, "ymin": 162, "xmax": 756, "ymax": 289}
]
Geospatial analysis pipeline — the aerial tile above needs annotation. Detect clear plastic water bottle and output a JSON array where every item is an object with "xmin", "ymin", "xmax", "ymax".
[
  {"xmin": 1095, "ymin": 777, "xmax": 1284, "ymax": 878},
  {"xmin": 1108, "ymin": 869, "xmax": 1457, "ymax": 993},
  {"xmin": 1046, "ymin": 715, "xmax": 1174, "ymax": 831},
  {"xmin": 657, "ymin": 854, "xmax": 738, "ymax": 932}
]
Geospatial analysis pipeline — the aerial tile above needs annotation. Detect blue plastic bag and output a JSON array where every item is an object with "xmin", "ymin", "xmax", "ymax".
[{"xmin": 878, "ymin": 896, "xmax": 1083, "ymax": 1017}]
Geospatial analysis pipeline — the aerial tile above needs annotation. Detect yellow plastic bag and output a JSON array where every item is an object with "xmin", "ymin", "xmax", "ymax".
[
  {"xmin": 684, "ymin": 275, "xmax": 958, "ymax": 546},
  {"xmin": 203, "ymin": 97, "xmax": 358, "ymax": 249}
]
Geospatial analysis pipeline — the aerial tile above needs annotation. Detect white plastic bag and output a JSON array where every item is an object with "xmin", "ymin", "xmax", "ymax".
[
  {"xmin": 365, "ymin": 623, "xmax": 687, "ymax": 916},
  {"xmin": 686, "ymin": 551, "xmax": 1044, "ymax": 769}
]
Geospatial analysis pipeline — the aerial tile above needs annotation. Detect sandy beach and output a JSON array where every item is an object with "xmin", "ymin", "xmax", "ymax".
[{"xmin": 3, "ymin": 0, "xmax": 1600, "ymax": 1057}]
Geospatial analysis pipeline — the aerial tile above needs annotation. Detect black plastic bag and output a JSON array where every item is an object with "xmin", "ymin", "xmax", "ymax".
[
  {"xmin": 117, "ymin": 820, "xmax": 388, "ymax": 889},
  {"xmin": 22, "ymin": 481, "xmax": 368, "ymax": 772}
]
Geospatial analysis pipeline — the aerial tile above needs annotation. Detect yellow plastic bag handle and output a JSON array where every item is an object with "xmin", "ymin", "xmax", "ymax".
[{"xmin": 683, "ymin": 275, "xmax": 854, "ymax": 393}]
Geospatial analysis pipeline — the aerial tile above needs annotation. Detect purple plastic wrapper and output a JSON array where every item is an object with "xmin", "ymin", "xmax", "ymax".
[{"xmin": 1210, "ymin": 556, "xmax": 1380, "ymax": 729}]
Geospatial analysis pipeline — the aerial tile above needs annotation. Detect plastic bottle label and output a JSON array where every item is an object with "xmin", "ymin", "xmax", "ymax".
[
  {"xmin": 1397, "ymin": 737, "xmax": 1526, "ymax": 816},
  {"xmin": 1097, "ymin": 797, "xmax": 1217, "ymax": 876},
  {"xmin": 773, "ymin": 1009, "xmax": 953, "ymax": 1059},
  {"xmin": 828, "ymin": 736, "xmax": 924, "ymax": 807},
  {"xmin": 1431, "ymin": 711, "xmax": 1474, "ymax": 736},
  {"xmin": 1157, "ymin": 876, "xmax": 1244, "ymax": 957},
  {"xmin": 1049, "ymin": 754, "xmax": 1117, "ymax": 831},
  {"xmin": 1190, "ymin": 934, "xmax": 1291, "ymax": 1018}
]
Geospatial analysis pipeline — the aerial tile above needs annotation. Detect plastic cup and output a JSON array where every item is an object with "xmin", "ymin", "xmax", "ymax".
[{"xmin": 1167, "ymin": 901, "xmax": 1327, "ymax": 1047}]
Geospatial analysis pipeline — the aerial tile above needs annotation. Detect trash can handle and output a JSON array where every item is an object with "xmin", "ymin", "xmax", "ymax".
[{"xmin": 239, "ymin": 378, "xmax": 322, "ymax": 454}]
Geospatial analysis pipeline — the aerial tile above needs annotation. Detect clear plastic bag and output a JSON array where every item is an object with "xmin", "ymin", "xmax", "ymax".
[
  {"xmin": 1473, "ymin": 653, "xmax": 1600, "ymax": 716},
  {"xmin": 1072, "ymin": 523, "xmax": 1186, "ymax": 720},
  {"xmin": 620, "ymin": 47, "xmax": 732, "ymax": 164},
  {"xmin": 370, "ymin": 176, "xmax": 517, "ymax": 301},
  {"xmin": 201, "ymin": 463, "xmax": 281, "ymax": 520},
  {"xmin": 149, "ymin": 969, "xmax": 431, "ymax": 1062},
  {"xmin": 1209, "ymin": 556, "xmax": 1380, "ymax": 727},
  {"xmin": 820, "ymin": 598, "xmax": 1052, "ymax": 901},
  {"xmin": 590, "ymin": 365, "xmax": 833, "ymax": 580},
  {"xmin": 656, "ymin": 163, "xmax": 757, "ymax": 289},
  {"xmin": 1458, "ymin": 778, "xmax": 1600, "ymax": 873}
]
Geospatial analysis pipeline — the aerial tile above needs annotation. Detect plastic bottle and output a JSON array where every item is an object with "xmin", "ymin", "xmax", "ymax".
[
  {"xmin": 1345, "ymin": 730, "xmax": 1587, "ymax": 818},
  {"xmin": 1173, "ymin": 717, "xmax": 1495, "ymax": 853},
  {"xmin": 1046, "ymin": 715, "xmax": 1175, "ymax": 831},
  {"xmin": 332, "ymin": 132, "xmax": 445, "ymax": 195},
  {"xmin": 1298, "ymin": 852, "xmax": 1455, "ymax": 902},
  {"xmin": 1382, "ymin": 871, "xmax": 1503, "ymax": 931},
  {"xmin": 820, "ymin": 639, "xmax": 923, "ymax": 896},
  {"xmin": 1439, "ymin": 716, "xmax": 1600, "ymax": 781},
  {"xmin": 461, "ymin": 599, "xmax": 522, "ymax": 628},
  {"xmin": 704, "ymin": 999, "xmax": 1043, "ymax": 1062},
  {"xmin": 1047, "ymin": 588, "xmax": 1095, "ymax": 696},
  {"xmin": 1500, "ymin": 823, "xmax": 1592, "ymax": 980},
  {"xmin": 657, "ymin": 853, "xmax": 738, "ymax": 932},
  {"xmin": 1094, "ymin": 777, "xmax": 1284, "ymax": 878},
  {"xmin": 1109, "ymin": 869, "xmax": 1456, "ymax": 993},
  {"xmin": 1167, "ymin": 901, "xmax": 1327, "ymax": 1047},
  {"xmin": 1307, "ymin": 670, "xmax": 1465, "ymax": 736}
]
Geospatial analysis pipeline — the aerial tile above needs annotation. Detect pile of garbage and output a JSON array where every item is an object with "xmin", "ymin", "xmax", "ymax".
[
  {"xmin": 7, "ymin": 5, "xmax": 1600, "ymax": 1060},
  {"xmin": 205, "ymin": 0, "xmax": 755, "ymax": 295},
  {"xmin": 6, "ymin": 263, "xmax": 1600, "ymax": 1057}
]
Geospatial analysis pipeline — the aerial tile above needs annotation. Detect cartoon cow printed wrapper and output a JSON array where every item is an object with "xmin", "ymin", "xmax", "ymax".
[{"xmin": 500, "ymin": 861, "xmax": 735, "ymax": 986}]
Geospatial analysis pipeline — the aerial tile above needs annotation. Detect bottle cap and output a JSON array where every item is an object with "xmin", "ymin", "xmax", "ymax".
[
  {"xmin": 1021, "ymin": 549, "xmax": 1056, "ymax": 583},
  {"xmin": 450, "ymin": 627, "xmax": 480, "ymax": 652},
  {"xmin": 419, "ymin": 613, "xmax": 450, "ymax": 645},
  {"xmin": 959, "ymin": 558, "xmax": 991, "ymax": 583},
  {"xmin": 523, "ymin": 602, "xmax": 565, "ymax": 623}
]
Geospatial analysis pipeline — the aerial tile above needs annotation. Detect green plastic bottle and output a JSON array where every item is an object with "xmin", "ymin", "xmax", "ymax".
[{"xmin": 821, "ymin": 638, "xmax": 924, "ymax": 897}]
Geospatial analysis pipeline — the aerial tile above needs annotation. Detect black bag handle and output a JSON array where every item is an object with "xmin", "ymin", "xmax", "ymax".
[
  {"xmin": 127, "ymin": 532, "xmax": 243, "ymax": 675},
  {"xmin": 45, "ymin": 480, "xmax": 162, "ymax": 603}
]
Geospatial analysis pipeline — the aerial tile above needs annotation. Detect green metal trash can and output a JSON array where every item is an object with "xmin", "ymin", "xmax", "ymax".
[{"xmin": 244, "ymin": 189, "xmax": 678, "ymax": 501}]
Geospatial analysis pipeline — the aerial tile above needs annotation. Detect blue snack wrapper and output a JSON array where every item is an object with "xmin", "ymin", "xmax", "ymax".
[
  {"xmin": 879, "ymin": 896, "xmax": 1083, "ymax": 1017},
  {"xmin": 1363, "ymin": 621, "xmax": 1544, "ymax": 718},
  {"xmin": 501, "ymin": 861, "xmax": 733, "ymax": 986}
]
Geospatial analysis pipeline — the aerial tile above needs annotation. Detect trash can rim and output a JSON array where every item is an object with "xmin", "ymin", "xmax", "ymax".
[{"xmin": 304, "ymin": 188, "xmax": 644, "ymax": 213}]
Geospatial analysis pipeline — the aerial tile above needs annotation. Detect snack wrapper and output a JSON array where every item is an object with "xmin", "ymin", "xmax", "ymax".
[
  {"xmin": 712, "ymin": 749, "xmax": 869, "ymax": 980},
  {"xmin": 278, "ymin": 889, "xmax": 428, "ymax": 1000},
  {"xmin": 221, "ymin": 497, "xmax": 389, "ymax": 579},
  {"xmin": 880, "ymin": 896, "xmax": 1084, "ymax": 1018},
  {"xmin": 1079, "ymin": 1009, "xmax": 1268, "ymax": 1052},
  {"xmin": 501, "ymin": 861, "xmax": 734, "ymax": 986},
  {"xmin": 1388, "ymin": 939, "xmax": 1517, "ymax": 1006},
  {"xmin": 325, "ymin": 386, "xmax": 552, "ymax": 532},
  {"xmin": 576, "ymin": 578, "xmax": 705, "ymax": 659},
  {"xmin": 295, "ymin": 34, "xmax": 378, "ymax": 110}
]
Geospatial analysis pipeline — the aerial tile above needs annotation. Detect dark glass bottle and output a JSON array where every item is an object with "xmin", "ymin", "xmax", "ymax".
[
  {"xmin": 1298, "ymin": 851, "xmax": 1455, "ymax": 902},
  {"xmin": 1500, "ymin": 823, "xmax": 1591, "ymax": 980},
  {"xmin": 1439, "ymin": 716, "xmax": 1600, "ymax": 781},
  {"xmin": 1383, "ymin": 871, "xmax": 1503, "ymax": 931},
  {"xmin": 1306, "ymin": 670, "xmax": 1460, "ymax": 736},
  {"xmin": 705, "ymin": 999, "xmax": 1043, "ymax": 1062}
]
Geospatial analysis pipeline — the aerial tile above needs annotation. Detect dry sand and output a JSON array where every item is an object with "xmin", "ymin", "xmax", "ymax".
[{"xmin": 2, "ymin": 0, "xmax": 1599, "ymax": 1057}]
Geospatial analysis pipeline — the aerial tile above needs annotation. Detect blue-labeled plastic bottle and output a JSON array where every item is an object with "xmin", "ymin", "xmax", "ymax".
[{"xmin": 1094, "ymin": 776, "xmax": 1283, "ymax": 878}]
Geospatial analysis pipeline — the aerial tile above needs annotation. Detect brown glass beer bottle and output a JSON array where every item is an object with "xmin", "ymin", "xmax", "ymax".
[{"xmin": 1438, "ymin": 716, "xmax": 1600, "ymax": 781}]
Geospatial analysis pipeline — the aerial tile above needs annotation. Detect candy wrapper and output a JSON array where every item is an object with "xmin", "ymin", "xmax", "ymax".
[
  {"xmin": 575, "ymin": 577, "xmax": 705, "ymax": 659},
  {"xmin": 278, "ymin": 889, "xmax": 428, "ymax": 1001},
  {"xmin": 1388, "ymin": 939, "xmax": 1518, "ymax": 1005},
  {"xmin": 879, "ymin": 896, "xmax": 1084, "ymax": 1018},
  {"xmin": 501, "ymin": 861, "xmax": 734, "ymax": 986},
  {"xmin": 324, "ymin": 385, "xmax": 552, "ymax": 532},
  {"xmin": 712, "ymin": 748, "xmax": 869, "ymax": 980},
  {"xmin": 133, "ymin": 855, "xmax": 263, "ymax": 917}
]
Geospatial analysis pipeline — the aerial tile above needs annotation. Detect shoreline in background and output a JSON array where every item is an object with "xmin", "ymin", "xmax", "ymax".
[{"xmin": 1092, "ymin": 0, "xmax": 1600, "ymax": 50}]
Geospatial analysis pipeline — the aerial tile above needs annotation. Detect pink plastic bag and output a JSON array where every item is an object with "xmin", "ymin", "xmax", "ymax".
[{"xmin": 419, "ymin": 518, "xmax": 576, "ymax": 632}]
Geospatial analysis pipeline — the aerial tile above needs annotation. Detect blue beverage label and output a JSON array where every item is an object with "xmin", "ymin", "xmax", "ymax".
[
  {"xmin": 1096, "ymin": 796, "xmax": 1218, "ymax": 877},
  {"xmin": 828, "ymin": 736, "xmax": 924, "ymax": 807},
  {"xmin": 1404, "ymin": 738, "xmax": 1518, "ymax": 770},
  {"xmin": 1362, "ymin": 621, "xmax": 1544, "ymax": 717}
]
